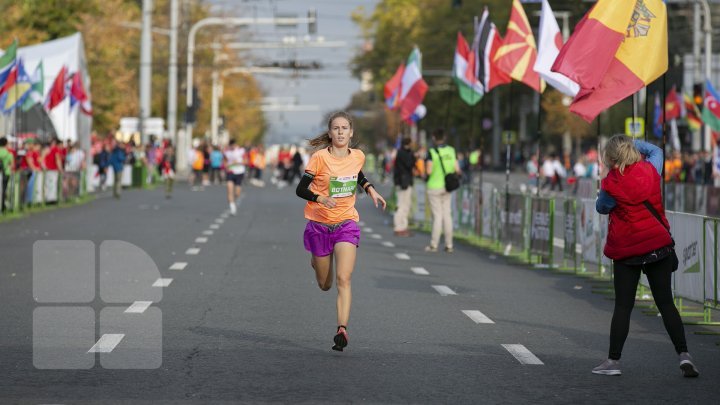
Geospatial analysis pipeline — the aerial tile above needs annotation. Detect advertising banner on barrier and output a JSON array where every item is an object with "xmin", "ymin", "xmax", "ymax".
[
  {"xmin": 530, "ymin": 198, "xmax": 552, "ymax": 255},
  {"xmin": 44, "ymin": 171, "xmax": 59, "ymax": 203},
  {"xmin": 458, "ymin": 186, "xmax": 475, "ymax": 234},
  {"xmin": 473, "ymin": 183, "xmax": 482, "ymax": 236},
  {"xmin": 482, "ymin": 183, "xmax": 495, "ymax": 238},
  {"xmin": 414, "ymin": 182, "xmax": 426, "ymax": 224},
  {"xmin": 33, "ymin": 172, "xmax": 45, "ymax": 203},
  {"xmin": 580, "ymin": 199, "xmax": 600, "ymax": 264},
  {"xmin": 704, "ymin": 220, "xmax": 717, "ymax": 305},
  {"xmin": 501, "ymin": 194, "xmax": 526, "ymax": 250},
  {"xmin": 564, "ymin": 199, "xmax": 577, "ymax": 261},
  {"xmin": 671, "ymin": 213, "xmax": 704, "ymax": 302}
]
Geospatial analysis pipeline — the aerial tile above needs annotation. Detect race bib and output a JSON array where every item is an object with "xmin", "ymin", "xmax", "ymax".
[{"xmin": 329, "ymin": 175, "xmax": 358, "ymax": 198}]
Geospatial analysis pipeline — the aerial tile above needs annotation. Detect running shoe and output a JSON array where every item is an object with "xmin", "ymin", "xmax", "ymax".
[
  {"xmin": 332, "ymin": 326, "xmax": 348, "ymax": 352},
  {"xmin": 592, "ymin": 359, "xmax": 621, "ymax": 376},
  {"xmin": 230, "ymin": 202, "xmax": 237, "ymax": 216},
  {"xmin": 679, "ymin": 352, "xmax": 699, "ymax": 377},
  {"xmin": 445, "ymin": 246, "xmax": 454, "ymax": 253},
  {"xmin": 424, "ymin": 245, "xmax": 438, "ymax": 252}
]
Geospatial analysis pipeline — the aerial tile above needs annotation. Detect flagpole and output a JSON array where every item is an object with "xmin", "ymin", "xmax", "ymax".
[
  {"xmin": 505, "ymin": 83, "xmax": 513, "ymax": 242},
  {"xmin": 536, "ymin": 92, "xmax": 542, "ymax": 196},
  {"xmin": 644, "ymin": 87, "xmax": 649, "ymax": 142},
  {"xmin": 662, "ymin": 74, "xmax": 667, "ymax": 197}
]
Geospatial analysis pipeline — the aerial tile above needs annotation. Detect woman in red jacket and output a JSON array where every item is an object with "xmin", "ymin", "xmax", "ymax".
[{"xmin": 593, "ymin": 135, "xmax": 698, "ymax": 378}]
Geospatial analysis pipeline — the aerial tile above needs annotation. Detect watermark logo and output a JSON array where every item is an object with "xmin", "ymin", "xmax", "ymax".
[{"xmin": 33, "ymin": 240, "xmax": 163, "ymax": 369}]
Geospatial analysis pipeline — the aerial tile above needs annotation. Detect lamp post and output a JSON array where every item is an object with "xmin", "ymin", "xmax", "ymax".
[{"xmin": 177, "ymin": 15, "xmax": 316, "ymax": 178}]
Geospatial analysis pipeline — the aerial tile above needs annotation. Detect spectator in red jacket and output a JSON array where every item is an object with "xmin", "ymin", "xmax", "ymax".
[{"xmin": 592, "ymin": 135, "xmax": 698, "ymax": 378}]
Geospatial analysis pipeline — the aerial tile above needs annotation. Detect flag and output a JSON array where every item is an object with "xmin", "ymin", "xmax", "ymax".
[
  {"xmin": 665, "ymin": 85, "xmax": 681, "ymax": 121},
  {"xmin": 702, "ymin": 79, "xmax": 720, "ymax": 132},
  {"xmin": 384, "ymin": 63, "xmax": 405, "ymax": 110},
  {"xmin": 683, "ymin": 93, "xmax": 702, "ymax": 131},
  {"xmin": 653, "ymin": 92, "xmax": 663, "ymax": 138},
  {"xmin": 552, "ymin": 0, "xmax": 668, "ymax": 122},
  {"xmin": 45, "ymin": 66, "xmax": 67, "ymax": 111},
  {"xmin": 533, "ymin": 0, "xmax": 578, "ymax": 97},
  {"xmin": 472, "ymin": 7, "xmax": 511, "ymax": 92},
  {"xmin": 495, "ymin": 0, "xmax": 545, "ymax": 93},
  {"xmin": 453, "ymin": 31, "xmax": 483, "ymax": 105},
  {"xmin": 0, "ymin": 59, "xmax": 33, "ymax": 113},
  {"xmin": 399, "ymin": 47, "xmax": 428, "ymax": 124},
  {"xmin": 21, "ymin": 61, "xmax": 44, "ymax": 112},
  {"xmin": 69, "ymin": 72, "xmax": 92, "ymax": 115},
  {"xmin": 0, "ymin": 40, "xmax": 18, "ymax": 91}
]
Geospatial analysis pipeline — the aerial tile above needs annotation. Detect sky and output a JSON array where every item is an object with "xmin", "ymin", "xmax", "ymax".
[{"xmin": 208, "ymin": 0, "xmax": 379, "ymax": 145}]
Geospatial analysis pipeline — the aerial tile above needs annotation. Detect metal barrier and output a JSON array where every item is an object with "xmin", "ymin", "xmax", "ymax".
[{"xmin": 408, "ymin": 177, "xmax": 720, "ymax": 326}]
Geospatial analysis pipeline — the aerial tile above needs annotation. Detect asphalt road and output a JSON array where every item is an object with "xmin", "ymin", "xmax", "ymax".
[{"xmin": 0, "ymin": 181, "xmax": 718, "ymax": 404}]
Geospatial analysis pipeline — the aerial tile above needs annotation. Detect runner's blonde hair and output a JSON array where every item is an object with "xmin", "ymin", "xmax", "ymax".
[{"xmin": 602, "ymin": 135, "xmax": 642, "ymax": 175}]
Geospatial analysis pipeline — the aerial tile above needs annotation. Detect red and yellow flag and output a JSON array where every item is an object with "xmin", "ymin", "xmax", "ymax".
[
  {"xmin": 495, "ymin": 0, "xmax": 545, "ymax": 93},
  {"xmin": 552, "ymin": 0, "xmax": 668, "ymax": 122}
]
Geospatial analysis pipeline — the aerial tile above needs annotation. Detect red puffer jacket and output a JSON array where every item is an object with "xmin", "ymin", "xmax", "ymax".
[{"xmin": 601, "ymin": 161, "xmax": 672, "ymax": 260}]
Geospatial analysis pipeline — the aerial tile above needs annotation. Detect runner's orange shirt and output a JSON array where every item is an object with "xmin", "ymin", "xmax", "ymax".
[{"xmin": 304, "ymin": 147, "xmax": 365, "ymax": 224}]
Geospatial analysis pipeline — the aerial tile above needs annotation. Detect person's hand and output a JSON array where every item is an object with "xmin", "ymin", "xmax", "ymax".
[
  {"xmin": 368, "ymin": 187, "xmax": 386, "ymax": 211},
  {"xmin": 317, "ymin": 195, "xmax": 337, "ymax": 209}
]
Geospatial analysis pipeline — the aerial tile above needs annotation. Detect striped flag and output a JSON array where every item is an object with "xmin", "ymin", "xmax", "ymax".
[
  {"xmin": 21, "ymin": 61, "xmax": 44, "ymax": 111},
  {"xmin": 0, "ymin": 40, "xmax": 18, "ymax": 92},
  {"xmin": 533, "ymin": 0, "xmax": 578, "ymax": 96},
  {"xmin": 472, "ymin": 7, "xmax": 511, "ymax": 92},
  {"xmin": 702, "ymin": 79, "xmax": 720, "ymax": 132},
  {"xmin": 683, "ymin": 92, "xmax": 702, "ymax": 131},
  {"xmin": 453, "ymin": 31, "xmax": 483, "ymax": 105},
  {"xmin": 384, "ymin": 63, "xmax": 405, "ymax": 110},
  {"xmin": 0, "ymin": 59, "xmax": 33, "ymax": 113},
  {"xmin": 399, "ymin": 47, "xmax": 428, "ymax": 124}
]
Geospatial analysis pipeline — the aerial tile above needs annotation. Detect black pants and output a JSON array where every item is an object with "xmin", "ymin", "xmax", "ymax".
[
  {"xmin": 1, "ymin": 173, "xmax": 8, "ymax": 212},
  {"xmin": 609, "ymin": 256, "xmax": 688, "ymax": 360}
]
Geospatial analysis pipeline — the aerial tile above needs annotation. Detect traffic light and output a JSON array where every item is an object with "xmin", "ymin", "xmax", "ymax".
[
  {"xmin": 693, "ymin": 83, "xmax": 703, "ymax": 107},
  {"xmin": 308, "ymin": 10, "xmax": 317, "ymax": 34}
]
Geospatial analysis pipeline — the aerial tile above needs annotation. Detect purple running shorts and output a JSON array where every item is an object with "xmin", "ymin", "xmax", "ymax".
[{"xmin": 303, "ymin": 220, "xmax": 361, "ymax": 257}]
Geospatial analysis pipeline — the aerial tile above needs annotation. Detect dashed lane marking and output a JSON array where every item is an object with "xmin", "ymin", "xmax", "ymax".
[
  {"xmin": 88, "ymin": 334, "xmax": 125, "ymax": 353},
  {"xmin": 381, "ymin": 241, "xmax": 395, "ymax": 248},
  {"xmin": 370, "ymin": 234, "xmax": 382, "ymax": 239},
  {"xmin": 152, "ymin": 278, "xmax": 173, "ymax": 287},
  {"xmin": 411, "ymin": 267, "xmax": 429, "ymax": 275},
  {"xmin": 125, "ymin": 301, "xmax": 153, "ymax": 314},
  {"xmin": 195, "ymin": 237, "xmax": 208, "ymax": 243},
  {"xmin": 215, "ymin": 218, "xmax": 225, "ymax": 224},
  {"xmin": 395, "ymin": 253, "xmax": 411, "ymax": 260},
  {"xmin": 186, "ymin": 248, "xmax": 201, "ymax": 255},
  {"xmin": 169, "ymin": 262, "xmax": 187, "ymax": 271},
  {"xmin": 431, "ymin": 285, "xmax": 457, "ymax": 296},
  {"xmin": 363, "ymin": 227, "xmax": 373, "ymax": 233},
  {"xmin": 203, "ymin": 230, "xmax": 214, "ymax": 235},
  {"xmin": 358, "ymin": 221, "xmax": 365, "ymax": 226},
  {"xmin": 210, "ymin": 224, "xmax": 220, "ymax": 229},
  {"xmin": 462, "ymin": 310, "xmax": 495, "ymax": 324},
  {"xmin": 502, "ymin": 344, "xmax": 544, "ymax": 365}
]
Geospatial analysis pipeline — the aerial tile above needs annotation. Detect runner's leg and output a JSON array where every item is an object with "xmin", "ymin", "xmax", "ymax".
[
  {"xmin": 334, "ymin": 242, "xmax": 356, "ymax": 327},
  {"xmin": 311, "ymin": 253, "xmax": 334, "ymax": 291}
]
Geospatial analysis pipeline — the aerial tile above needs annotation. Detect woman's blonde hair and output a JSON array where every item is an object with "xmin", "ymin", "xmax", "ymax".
[
  {"xmin": 602, "ymin": 134, "xmax": 642, "ymax": 175},
  {"xmin": 307, "ymin": 111, "xmax": 354, "ymax": 150}
]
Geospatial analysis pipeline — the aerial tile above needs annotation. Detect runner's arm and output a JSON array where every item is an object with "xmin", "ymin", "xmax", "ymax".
[
  {"xmin": 357, "ymin": 170, "xmax": 374, "ymax": 192},
  {"xmin": 296, "ymin": 172, "xmax": 319, "ymax": 202}
]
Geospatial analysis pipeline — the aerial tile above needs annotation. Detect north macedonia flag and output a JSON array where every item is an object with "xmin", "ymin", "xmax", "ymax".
[{"xmin": 494, "ymin": 0, "xmax": 545, "ymax": 93}]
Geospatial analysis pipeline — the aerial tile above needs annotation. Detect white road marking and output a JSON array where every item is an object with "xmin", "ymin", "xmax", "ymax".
[
  {"xmin": 370, "ymin": 234, "xmax": 382, "ymax": 239},
  {"xmin": 215, "ymin": 218, "xmax": 225, "ymax": 224},
  {"xmin": 502, "ymin": 344, "xmax": 544, "ymax": 365},
  {"xmin": 358, "ymin": 221, "xmax": 365, "ymax": 226},
  {"xmin": 152, "ymin": 278, "xmax": 173, "ymax": 287},
  {"xmin": 88, "ymin": 334, "xmax": 125, "ymax": 353},
  {"xmin": 220, "ymin": 213, "xmax": 229, "ymax": 219},
  {"xmin": 186, "ymin": 248, "xmax": 200, "ymax": 255},
  {"xmin": 203, "ymin": 230, "xmax": 214, "ymax": 235},
  {"xmin": 210, "ymin": 224, "xmax": 220, "ymax": 229},
  {"xmin": 462, "ymin": 310, "xmax": 495, "ymax": 324},
  {"xmin": 411, "ymin": 267, "xmax": 429, "ymax": 275},
  {"xmin": 195, "ymin": 237, "xmax": 208, "ymax": 243},
  {"xmin": 125, "ymin": 301, "xmax": 153, "ymax": 314},
  {"xmin": 169, "ymin": 262, "xmax": 187, "ymax": 271},
  {"xmin": 363, "ymin": 227, "xmax": 373, "ymax": 233},
  {"xmin": 432, "ymin": 285, "xmax": 457, "ymax": 296},
  {"xmin": 381, "ymin": 241, "xmax": 395, "ymax": 248},
  {"xmin": 395, "ymin": 253, "xmax": 411, "ymax": 260}
]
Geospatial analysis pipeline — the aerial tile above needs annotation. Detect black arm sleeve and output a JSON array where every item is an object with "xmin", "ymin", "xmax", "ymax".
[
  {"xmin": 296, "ymin": 172, "xmax": 319, "ymax": 202},
  {"xmin": 357, "ymin": 170, "xmax": 374, "ymax": 191}
]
